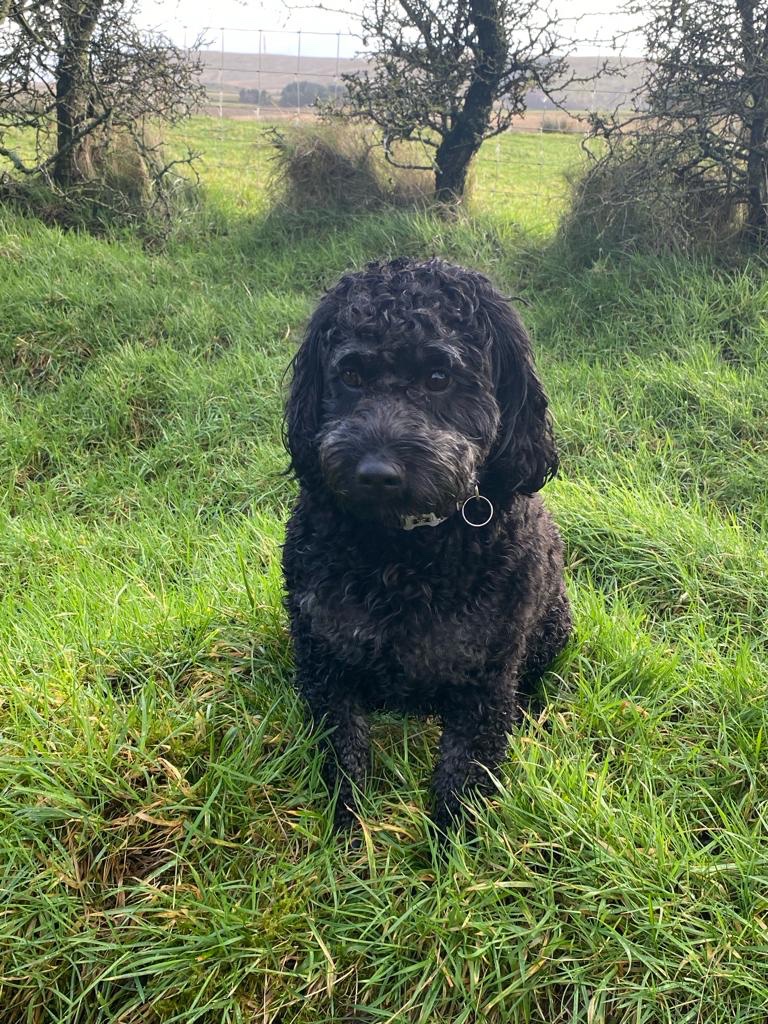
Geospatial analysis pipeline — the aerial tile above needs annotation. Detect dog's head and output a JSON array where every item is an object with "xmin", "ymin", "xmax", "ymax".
[{"xmin": 285, "ymin": 258, "xmax": 557, "ymax": 527}]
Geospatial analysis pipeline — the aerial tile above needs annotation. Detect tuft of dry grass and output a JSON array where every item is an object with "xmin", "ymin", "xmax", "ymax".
[
  {"xmin": 91, "ymin": 128, "xmax": 154, "ymax": 205},
  {"xmin": 267, "ymin": 122, "xmax": 433, "ymax": 213},
  {"xmin": 560, "ymin": 141, "xmax": 744, "ymax": 264}
]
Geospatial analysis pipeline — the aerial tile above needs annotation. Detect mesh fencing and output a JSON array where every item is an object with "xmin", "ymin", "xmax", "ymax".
[{"xmin": 191, "ymin": 26, "xmax": 641, "ymax": 122}]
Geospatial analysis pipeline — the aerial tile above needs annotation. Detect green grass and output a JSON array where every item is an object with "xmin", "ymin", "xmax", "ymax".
[{"xmin": 1, "ymin": 123, "xmax": 768, "ymax": 1024}]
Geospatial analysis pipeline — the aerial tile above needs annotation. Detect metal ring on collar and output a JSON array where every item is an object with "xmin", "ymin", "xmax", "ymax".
[{"xmin": 460, "ymin": 486, "xmax": 494, "ymax": 527}]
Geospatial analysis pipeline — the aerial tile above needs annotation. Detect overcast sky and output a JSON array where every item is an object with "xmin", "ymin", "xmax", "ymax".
[{"xmin": 136, "ymin": 0, "xmax": 646, "ymax": 58}]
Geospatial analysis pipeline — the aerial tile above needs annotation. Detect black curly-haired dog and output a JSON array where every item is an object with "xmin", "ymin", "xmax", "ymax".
[{"xmin": 282, "ymin": 257, "xmax": 571, "ymax": 832}]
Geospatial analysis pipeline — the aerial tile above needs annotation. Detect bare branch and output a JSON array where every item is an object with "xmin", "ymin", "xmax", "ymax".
[{"xmin": 0, "ymin": 145, "xmax": 36, "ymax": 172}]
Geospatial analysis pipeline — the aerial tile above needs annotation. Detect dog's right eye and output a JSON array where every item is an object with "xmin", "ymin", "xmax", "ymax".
[
  {"xmin": 340, "ymin": 368, "xmax": 364, "ymax": 388},
  {"xmin": 425, "ymin": 368, "xmax": 451, "ymax": 392}
]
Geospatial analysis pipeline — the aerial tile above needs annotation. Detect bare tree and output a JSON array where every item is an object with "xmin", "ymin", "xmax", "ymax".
[
  {"xmin": 0, "ymin": 0, "xmax": 204, "ymax": 211},
  {"xmin": 322, "ymin": 0, "xmax": 595, "ymax": 202},
  {"xmin": 589, "ymin": 0, "xmax": 768, "ymax": 243}
]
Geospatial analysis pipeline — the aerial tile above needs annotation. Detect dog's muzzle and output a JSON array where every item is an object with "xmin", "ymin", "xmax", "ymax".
[{"xmin": 318, "ymin": 406, "xmax": 486, "ymax": 528}]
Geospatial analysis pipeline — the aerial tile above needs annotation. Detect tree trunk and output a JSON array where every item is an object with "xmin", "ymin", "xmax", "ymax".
[
  {"xmin": 744, "ymin": 112, "xmax": 768, "ymax": 242},
  {"xmin": 53, "ymin": 0, "xmax": 103, "ymax": 187},
  {"xmin": 434, "ymin": 0, "xmax": 506, "ymax": 202},
  {"xmin": 54, "ymin": 64, "xmax": 93, "ymax": 186},
  {"xmin": 435, "ymin": 126, "xmax": 484, "ymax": 202},
  {"xmin": 737, "ymin": 0, "xmax": 768, "ymax": 241}
]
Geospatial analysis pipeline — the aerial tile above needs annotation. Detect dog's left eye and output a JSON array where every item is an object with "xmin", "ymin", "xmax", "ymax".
[
  {"xmin": 425, "ymin": 369, "xmax": 450, "ymax": 392},
  {"xmin": 340, "ymin": 368, "xmax": 364, "ymax": 388}
]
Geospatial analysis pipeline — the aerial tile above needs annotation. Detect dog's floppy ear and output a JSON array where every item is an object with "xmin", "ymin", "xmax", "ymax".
[
  {"xmin": 479, "ymin": 285, "xmax": 558, "ymax": 502},
  {"xmin": 284, "ymin": 303, "xmax": 328, "ymax": 485}
]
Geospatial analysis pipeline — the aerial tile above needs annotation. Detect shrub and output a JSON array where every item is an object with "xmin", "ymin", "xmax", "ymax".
[
  {"xmin": 239, "ymin": 88, "xmax": 274, "ymax": 106},
  {"xmin": 559, "ymin": 140, "xmax": 743, "ymax": 264},
  {"xmin": 0, "ymin": 127, "xmax": 196, "ymax": 239},
  {"xmin": 266, "ymin": 123, "xmax": 432, "ymax": 213},
  {"xmin": 541, "ymin": 113, "xmax": 573, "ymax": 133},
  {"xmin": 279, "ymin": 81, "xmax": 329, "ymax": 109}
]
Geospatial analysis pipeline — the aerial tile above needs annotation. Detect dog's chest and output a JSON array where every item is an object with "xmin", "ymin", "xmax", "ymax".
[{"xmin": 298, "ymin": 559, "xmax": 505, "ymax": 693}]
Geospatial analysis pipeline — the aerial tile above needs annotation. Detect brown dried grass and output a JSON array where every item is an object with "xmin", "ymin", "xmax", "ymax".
[{"xmin": 267, "ymin": 122, "xmax": 433, "ymax": 212}]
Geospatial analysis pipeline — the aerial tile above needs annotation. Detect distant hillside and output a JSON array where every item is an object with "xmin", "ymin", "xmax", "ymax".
[
  {"xmin": 530, "ymin": 55, "xmax": 647, "ymax": 111},
  {"xmin": 198, "ymin": 49, "xmax": 647, "ymax": 118},
  {"xmin": 198, "ymin": 49, "xmax": 369, "ymax": 98}
]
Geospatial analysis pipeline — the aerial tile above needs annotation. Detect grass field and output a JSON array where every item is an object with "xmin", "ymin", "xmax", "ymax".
[{"xmin": 1, "ymin": 121, "xmax": 768, "ymax": 1023}]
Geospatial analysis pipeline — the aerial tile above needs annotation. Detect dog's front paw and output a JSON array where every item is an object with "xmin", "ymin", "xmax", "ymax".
[{"xmin": 431, "ymin": 788, "xmax": 470, "ymax": 835}]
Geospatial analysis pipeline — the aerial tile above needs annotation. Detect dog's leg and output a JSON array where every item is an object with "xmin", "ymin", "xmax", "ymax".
[
  {"xmin": 431, "ymin": 687, "xmax": 519, "ymax": 832},
  {"xmin": 518, "ymin": 583, "xmax": 572, "ymax": 695},
  {"xmin": 302, "ymin": 678, "xmax": 370, "ymax": 832}
]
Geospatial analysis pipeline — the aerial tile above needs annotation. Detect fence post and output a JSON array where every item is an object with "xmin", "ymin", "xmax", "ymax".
[
  {"xmin": 591, "ymin": 30, "xmax": 600, "ymax": 115},
  {"xmin": 219, "ymin": 26, "xmax": 225, "ymax": 121},
  {"xmin": 257, "ymin": 28, "xmax": 263, "ymax": 120},
  {"xmin": 296, "ymin": 29, "xmax": 302, "ymax": 117},
  {"xmin": 335, "ymin": 31, "xmax": 341, "ymax": 101}
]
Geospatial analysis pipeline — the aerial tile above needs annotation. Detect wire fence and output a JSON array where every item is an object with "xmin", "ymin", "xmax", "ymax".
[{"xmin": 191, "ymin": 26, "xmax": 642, "ymax": 122}]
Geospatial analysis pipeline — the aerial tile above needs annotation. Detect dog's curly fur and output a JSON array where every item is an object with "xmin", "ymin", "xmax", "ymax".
[{"xmin": 282, "ymin": 257, "xmax": 571, "ymax": 831}]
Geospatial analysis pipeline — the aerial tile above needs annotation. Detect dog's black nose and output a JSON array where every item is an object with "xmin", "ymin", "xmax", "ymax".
[{"xmin": 355, "ymin": 455, "xmax": 404, "ymax": 494}]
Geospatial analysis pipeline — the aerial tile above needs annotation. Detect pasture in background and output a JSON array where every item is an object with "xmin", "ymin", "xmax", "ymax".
[{"xmin": 1, "ymin": 112, "xmax": 768, "ymax": 1024}]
